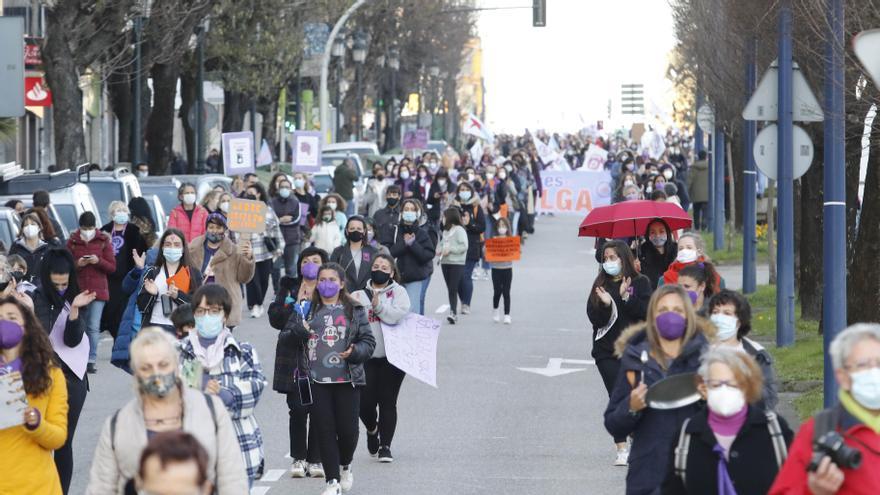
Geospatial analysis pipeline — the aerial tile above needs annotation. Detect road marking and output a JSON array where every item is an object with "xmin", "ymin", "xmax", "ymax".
[
  {"xmin": 518, "ymin": 357, "xmax": 596, "ymax": 377},
  {"xmin": 259, "ymin": 469, "xmax": 286, "ymax": 482},
  {"xmin": 250, "ymin": 487, "xmax": 271, "ymax": 495}
]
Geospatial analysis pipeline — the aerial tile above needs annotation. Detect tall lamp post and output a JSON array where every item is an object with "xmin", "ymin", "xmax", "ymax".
[
  {"xmin": 387, "ymin": 47, "xmax": 400, "ymax": 149},
  {"xmin": 332, "ymin": 35, "xmax": 346, "ymax": 143},
  {"xmin": 352, "ymin": 32, "xmax": 367, "ymax": 141},
  {"xmin": 428, "ymin": 61, "xmax": 439, "ymax": 138}
]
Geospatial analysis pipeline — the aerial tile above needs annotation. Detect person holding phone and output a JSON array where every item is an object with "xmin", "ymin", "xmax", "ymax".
[
  {"xmin": 67, "ymin": 212, "xmax": 117, "ymax": 374},
  {"xmin": 136, "ymin": 229, "xmax": 203, "ymax": 335}
]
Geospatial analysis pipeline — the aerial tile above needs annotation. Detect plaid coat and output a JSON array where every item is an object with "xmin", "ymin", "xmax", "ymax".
[
  {"xmin": 250, "ymin": 208, "xmax": 286, "ymax": 262},
  {"xmin": 179, "ymin": 334, "xmax": 267, "ymax": 483}
]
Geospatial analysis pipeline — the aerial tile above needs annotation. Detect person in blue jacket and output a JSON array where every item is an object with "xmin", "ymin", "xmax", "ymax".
[{"xmin": 111, "ymin": 247, "xmax": 158, "ymax": 373}]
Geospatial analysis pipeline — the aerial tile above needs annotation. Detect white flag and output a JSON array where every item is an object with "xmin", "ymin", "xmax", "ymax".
[
  {"xmin": 462, "ymin": 113, "xmax": 494, "ymax": 143},
  {"xmin": 257, "ymin": 139, "xmax": 273, "ymax": 166},
  {"xmin": 469, "ymin": 139, "xmax": 483, "ymax": 164}
]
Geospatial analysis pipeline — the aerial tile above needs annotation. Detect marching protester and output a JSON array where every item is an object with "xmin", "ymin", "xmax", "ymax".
[
  {"xmin": 311, "ymin": 205, "xmax": 343, "ymax": 254},
  {"xmin": 676, "ymin": 264, "xmax": 714, "ymax": 316},
  {"xmin": 178, "ymin": 285, "xmax": 267, "ymax": 484},
  {"xmin": 67, "ymin": 212, "xmax": 116, "ymax": 374},
  {"xmin": 708, "ymin": 289, "xmax": 779, "ymax": 410},
  {"xmin": 270, "ymin": 176, "xmax": 303, "ymax": 288},
  {"xmin": 604, "ymin": 285, "xmax": 712, "ymax": 494},
  {"xmin": 136, "ymin": 229, "xmax": 203, "ymax": 334},
  {"xmin": 360, "ymin": 163, "xmax": 389, "ymax": 218},
  {"xmin": 293, "ymin": 172, "xmax": 321, "ymax": 221},
  {"xmin": 320, "ymin": 193, "xmax": 349, "ymax": 238},
  {"xmin": 200, "ymin": 191, "xmax": 221, "ymax": 216},
  {"xmin": 283, "ymin": 263, "xmax": 376, "ymax": 495},
  {"xmin": 638, "ymin": 219, "xmax": 677, "ymax": 289},
  {"xmin": 687, "ymin": 151, "xmax": 710, "ymax": 230},
  {"xmin": 373, "ymin": 185, "xmax": 402, "ymax": 249},
  {"xmin": 660, "ymin": 232, "xmax": 723, "ymax": 290},
  {"xmin": 587, "ymin": 239, "xmax": 651, "ymax": 464},
  {"xmin": 128, "ymin": 196, "xmax": 158, "ymax": 248},
  {"xmin": 268, "ymin": 247, "xmax": 329, "ymax": 479},
  {"xmin": 390, "ymin": 199, "xmax": 435, "ymax": 316},
  {"xmin": 86, "ymin": 327, "xmax": 249, "ymax": 494},
  {"xmin": 330, "ymin": 216, "xmax": 378, "ymax": 292},
  {"xmin": 10, "ymin": 213, "xmax": 51, "ymax": 283},
  {"xmin": 333, "ymin": 158, "xmax": 359, "ymax": 216},
  {"xmin": 188, "ymin": 214, "xmax": 255, "ymax": 329},
  {"xmin": 245, "ymin": 182, "xmax": 285, "ymax": 319},
  {"xmin": 351, "ymin": 254, "xmax": 411, "ymax": 463},
  {"xmin": 453, "ymin": 181, "xmax": 486, "ymax": 315},
  {"xmin": 167, "ymin": 183, "xmax": 209, "ymax": 243},
  {"xmin": 438, "ymin": 207, "xmax": 469, "ymax": 324},
  {"xmin": 0, "ymin": 296, "xmax": 70, "ymax": 495},
  {"xmin": 490, "ymin": 217, "xmax": 516, "ymax": 324},
  {"xmin": 134, "ymin": 431, "xmax": 213, "ymax": 495},
  {"xmin": 100, "ymin": 201, "xmax": 147, "ymax": 340},
  {"xmin": 426, "ymin": 168, "xmax": 455, "ymax": 229},
  {"xmin": 31, "ymin": 248, "xmax": 97, "ymax": 494},
  {"xmin": 662, "ymin": 348, "xmax": 793, "ymax": 494}
]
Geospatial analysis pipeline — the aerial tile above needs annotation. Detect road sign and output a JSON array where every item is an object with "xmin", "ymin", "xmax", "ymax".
[
  {"xmin": 753, "ymin": 124, "xmax": 814, "ymax": 180},
  {"xmin": 854, "ymin": 29, "xmax": 880, "ymax": 89},
  {"xmin": 697, "ymin": 104, "xmax": 715, "ymax": 132},
  {"xmin": 621, "ymin": 83, "xmax": 645, "ymax": 115},
  {"xmin": 742, "ymin": 60, "xmax": 824, "ymax": 122},
  {"xmin": 517, "ymin": 357, "xmax": 595, "ymax": 377},
  {"xmin": 0, "ymin": 18, "xmax": 25, "ymax": 118}
]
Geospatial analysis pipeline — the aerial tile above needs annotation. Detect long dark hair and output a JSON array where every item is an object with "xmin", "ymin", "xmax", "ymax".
[
  {"xmin": 0, "ymin": 296, "xmax": 56, "ymax": 396},
  {"xmin": 589, "ymin": 240, "xmax": 638, "ymax": 307},
  {"xmin": 268, "ymin": 172, "xmax": 288, "ymax": 198},
  {"xmin": 39, "ymin": 248, "xmax": 80, "ymax": 306},
  {"xmin": 372, "ymin": 253, "xmax": 401, "ymax": 284},
  {"xmin": 247, "ymin": 182, "xmax": 270, "ymax": 205},
  {"xmin": 154, "ymin": 228, "xmax": 191, "ymax": 269},
  {"xmin": 311, "ymin": 262, "xmax": 361, "ymax": 320},
  {"xmin": 679, "ymin": 263, "xmax": 718, "ymax": 302},
  {"xmin": 443, "ymin": 207, "xmax": 462, "ymax": 230}
]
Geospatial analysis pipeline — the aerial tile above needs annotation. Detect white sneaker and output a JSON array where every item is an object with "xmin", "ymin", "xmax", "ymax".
[
  {"xmin": 503, "ymin": 315, "xmax": 512, "ymax": 325},
  {"xmin": 320, "ymin": 480, "xmax": 342, "ymax": 495},
  {"xmin": 249, "ymin": 306, "xmax": 258, "ymax": 318},
  {"xmin": 340, "ymin": 465, "xmax": 354, "ymax": 492},
  {"xmin": 461, "ymin": 304, "xmax": 470, "ymax": 315},
  {"xmin": 614, "ymin": 448, "xmax": 629, "ymax": 466},
  {"xmin": 255, "ymin": 304, "xmax": 263, "ymax": 318},
  {"xmin": 290, "ymin": 459, "xmax": 307, "ymax": 478},
  {"xmin": 493, "ymin": 309, "xmax": 501, "ymax": 323},
  {"xmin": 308, "ymin": 463, "xmax": 325, "ymax": 478},
  {"xmin": 471, "ymin": 270, "xmax": 480, "ymax": 280}
]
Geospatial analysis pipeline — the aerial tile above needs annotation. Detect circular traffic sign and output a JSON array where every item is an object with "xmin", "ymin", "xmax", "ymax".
[
  {"xmin": 753, "ymin": 124, "xmax": 813, "ymax": 180},
  {"xmin": 697, "ymin": 105, "xmax": 715, "ymax": 133}
]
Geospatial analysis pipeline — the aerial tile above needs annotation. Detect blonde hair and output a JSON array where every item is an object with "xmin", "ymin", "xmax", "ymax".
[
  {"xmin": 698, "ymin": 347, "xmax": 764, "ymax": 404},
  {"xmin": 129, "ymin": 326, "xmax": 179, "ymax": 371},
  {"xmin": 108, "ymin": 200, "xmax": 129, "ymax": 217},
  {"xmin": 679, "ymin": 232, "xmax": 706, "ymax": 257},
  {"xmin": 644, "ymin": 285, "xmax": 700, "ymax": 369}
]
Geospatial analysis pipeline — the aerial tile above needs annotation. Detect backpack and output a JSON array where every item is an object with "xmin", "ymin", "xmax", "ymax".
[{"xmin": 673, "ymin": 411, "xmax": 788, "ymax": 485}]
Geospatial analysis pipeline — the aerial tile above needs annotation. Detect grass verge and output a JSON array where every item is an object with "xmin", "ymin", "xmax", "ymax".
[{"xmin": 704, "ymin": 230, "xmax": 769, "ymax": 266}]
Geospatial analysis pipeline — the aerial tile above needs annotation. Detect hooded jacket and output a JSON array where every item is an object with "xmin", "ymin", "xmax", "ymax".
[
  {"xmin": 390, "ymin": 219, "xmax": 436, "ymax": 283},
  {"xmin": 586, "ymin": 273, "xmax": 652, "ymax": 360},
  {"xmin": 188, "ymin": 235, "xmax": 255, "ymax": 327},
  {"xmin": 351, "ymin": 281, "xmax": 411, "ymax": 358},
  {"xmin": 453, "ymin": 196, "xmax": 486, "ymax": 261},
  {"xmin": 604, "ymin": 321, "xmax": 713, "ymax": 495},
  {"xmin": 638, "ymin": 220, "xmax": 678, "ymax": 289},
  {"xmin": 67, "ymin": 229, "xmax": 117, "ymax": 301},
  {"xmin": 373, "ymin": 205, "xmax": 401, "ymax": 248},
  {"xmin": 9, "ymin": 238, "xmax": 50, "ymax": 284}
]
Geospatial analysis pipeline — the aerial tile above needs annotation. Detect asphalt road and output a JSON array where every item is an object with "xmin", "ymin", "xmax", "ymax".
[{"xmin": 71, "ymin": 214, "xmax": 627, "ymax": 494}]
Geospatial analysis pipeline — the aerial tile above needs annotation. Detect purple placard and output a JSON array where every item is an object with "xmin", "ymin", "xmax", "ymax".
[
  {"xmin": 293, "ymin": 131, "xmax": 322, "ymax": 173},
  {"xmin": 402, "ymin": 129, "xmax": 429, "ymax": 150},
  {"xmin": 222, "ymin": 131, "xmax": 255, "ymax": 175},
  {"xmin": 299, "ymin": 203, "xmax": 310, "ymax": 223}
]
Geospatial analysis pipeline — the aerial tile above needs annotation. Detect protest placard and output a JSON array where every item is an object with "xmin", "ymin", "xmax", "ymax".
[
  {"xmin": 402, "ymin": 129, "xmax": 429, "ymax": 150},
  {"xmin": 484, "ymin": 236, "xmax": 521, "ymax": 262},
  {"xmin": 0, "ymin": 371, "xmax": 27, "ymax": 429},
  {"xmin": 221, "ymin": 131, "xmax": 255, "ymax": 175},
  {"xmin": 381, "ymin": 314, "xmax": 441, "ymax": 388},
  {"xmin": 582, "ymin": 145, "xmax": 608, "ymax": 171},
  {"xmin": 539, "ymin": 170, "xmax": 613, "ymax": 215},
  {"xmin": 226, "ymin": 198, "xmax": 267, "ymax": 234},
  {"xmin": 292, "ymin": 130, "xmax": 322, "ymax": 172}
]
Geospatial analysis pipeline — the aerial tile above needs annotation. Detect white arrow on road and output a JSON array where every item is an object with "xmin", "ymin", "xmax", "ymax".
[{"xmin": 517, "ymin": 358, "xmax": 595, "ymax": 377}]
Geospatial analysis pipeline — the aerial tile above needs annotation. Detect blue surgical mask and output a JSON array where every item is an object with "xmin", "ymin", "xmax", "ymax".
[
  {"xmin": 279, "ymin": 188, "xmax": 291, "ymax": 199},
  {"xmin": 458, "ymin": 190, "xmax": 472, "ymax": 201},
  {"xmin": 710, "ymin": 313, "xmax": 738, "ymax": 341},
  {"xmin": 602, "ymin": 260, "xmax": 621, "ymax": 276},
  {"xmin": 195, "ymin": 313, "xmax": 224, "ymax": 338},
  {"xmin": 850, "ymin": 368, "xmax": 880, "ymax": 410},
  {"xmin": 402, "ymin": 211, "xmax": 418, "ymax": 223},
  {"xmin": 294, "ymin": 178, "xmax": 306, "ymax": 189},
  {"xmin": 163, "ymin": 247, "xmax": 183, "ymax": 263},
  {"xmin": 114, "ymin": 212, "xmax": 129, "ymax": 225}
]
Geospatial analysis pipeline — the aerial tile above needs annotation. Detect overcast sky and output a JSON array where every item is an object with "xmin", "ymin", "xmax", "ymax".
[{"xmin": 478, "ymin": 0, "xmax": 677, "ymax": 133}]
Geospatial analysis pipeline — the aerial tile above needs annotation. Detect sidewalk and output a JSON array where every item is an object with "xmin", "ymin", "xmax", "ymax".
[{"xmin": 716, "ymin": 263, "xmax": 770, "ymax": 291}]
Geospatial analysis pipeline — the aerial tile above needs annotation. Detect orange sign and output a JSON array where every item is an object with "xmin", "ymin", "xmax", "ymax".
[
  {"xmin": 226, "ymin": 199, "xmax": 267, "ymax": 234},
  {"xmin": 484, "ymin": 236, "xmax": 521, "ymax": 262}
]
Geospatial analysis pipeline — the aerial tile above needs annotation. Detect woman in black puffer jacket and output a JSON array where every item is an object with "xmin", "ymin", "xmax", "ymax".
[{"xmin": 390, "ymin": 199, "xmax": 436, "ymax": 315}]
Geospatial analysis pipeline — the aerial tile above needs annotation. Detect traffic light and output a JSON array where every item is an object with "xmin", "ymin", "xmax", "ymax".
[{"xmin": 533, "ymin": 0, "xmax": 546, "ymax": 27}]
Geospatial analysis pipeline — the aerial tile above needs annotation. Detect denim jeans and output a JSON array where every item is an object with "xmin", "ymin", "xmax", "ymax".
[
  {"xmin": 403, "ymin": 279, "xmax": 426, "ymax": 315},
  {"xmin": 272, "ymin": 242, "xmax": 301, "ymax": 292},
  {"xmin": 457, "ymin": 259, "xmax": 478, "ymax": 306},
  {"xmin": 85, "ymin": 300, "xmax": 106, "ymax": 363},
  {"xmin": 419, "ymin": 272, "xmax": 432, "ymax": 315}
]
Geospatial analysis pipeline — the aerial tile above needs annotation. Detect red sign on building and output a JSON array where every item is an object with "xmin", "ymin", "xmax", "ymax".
[{"xmin": 25, "ymin": 77, "xmax": 52, "ymax": 107}]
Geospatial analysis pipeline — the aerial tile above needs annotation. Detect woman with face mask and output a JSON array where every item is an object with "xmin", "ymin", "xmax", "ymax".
[
  {"xmin": 676, "ymin": 264, "xmax": 715, "ymax": 316},
  {"xmin": 31, "ymin": 248, "xmax": 96, "ymax": 493},
  {"xmin": 67, "ymin": 212, "xmax": 117, "ymax": 374},
  {"xmin": 604, "ymin": 285, "xmax": 713, "ymax": 495},
  {"xmin": 662, "ymin": 348, "xmax": 792, "ymax": 495},
  {"xmin": 86, "ymin": 327, "xmax": 249, "ymax": 494},
  {"xmin": 0, "ymin": 296, "xmax": 70, "ymax": 495},
  {"xmin": 661, "ymin": 232, "xmax": 725, "ymax": 290},
  {"xmin": 167, "ymin": 183, "xmax": 209, "ymax": 243},
  {"xmin": 244, "ymin": 183, "xmax": 286, "ymax": 319},
  {"xmin": 283, "ymin": 263, "xmax": 375, "ymax": 495},
  {"xmin": 451, "ymin": 182, "xmax": 485, "ymax": 315},
  {"xmin": 708, "ymin": 289, "xmax": 778, "ymax": 410},
  {"xmin": 268, "ymin": 247, "xmax": 329, "ymax": 479},
  {"xmin": 291, "ymin": 172, "xmax": 320, "ymax": 221},
  {"xmin": 638, "ymin": 219, "xmax": 678, "ymax": 289},
  {"xmin": 394, "ymin": 165, "xmax": 414, "ymax": 199},
  {"xmin": 390, "ymin": 199, "xmax": 435, "ymax": 316},
  {"xmin": 319, "ymin": 193, "xmax": 349, "ymax": 239},
  {"xmin": 587, "ymin": 240, "xmax": 652, "ymax": 466},
  {"xmin": 9, "ymin": 213, "xmax": 50, "ymax": 283},
  {"xmin": 177, "ymin": 285, "xmax": 266, "ymax": 485},
  {"xmin": 351, "ymin": 255, "xmax": 410, "ymax": 463},
  {"xmin": 136, "ymin": 229, "xmax": 203, "ymax": 334},
  {"xmin": 330, "ymin": 216, "xmax": 379, "ymax": 292},
  {"xmin": 187, "ymin": 214, "xmax": 255, "ymax": 329},
  {"xmin": 100, "ymin": 201, "xmax": 148, "ymax": 340},
  {"xmin": 425, "ymin": 169, "xmax": 455, "ymax": 230}
]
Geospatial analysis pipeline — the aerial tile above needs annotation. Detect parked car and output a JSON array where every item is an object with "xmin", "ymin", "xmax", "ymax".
[
  {"xmin": 0, "ymin": 165, "xmax": 101, "ymax": 234},
  {"xmin": 144, "ymin": 194, "xmax": 167, "ymax": 238},
  {"xmin": 138, "ymin": 176, "xmax": 182, "ymax": 217},
  {"xmin": 80, "ymin": 168, "xmax": 142, "ymax": 218},
  {"xmin": 173, "ymin": 174, "xmax": 233, "ymax": 201},
  {"xmin": 311, "ymin": 172, "xmax": 334, "ymax": 198},
  {"xmin": 0, "ymin": 207, "xmax": 20, "ymax": 252},
  {"xmin": 323, "ymin": 141, "xmax": 380, "ymax": 165},
  {"xmin": 322, "ymin": 152, "xmax": 366, "ymax": 179}
]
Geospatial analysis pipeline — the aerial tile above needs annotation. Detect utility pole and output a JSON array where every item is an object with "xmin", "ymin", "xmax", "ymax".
[
  {"xmin": 743, "ymin": 37, "xmax": 758, "ymax": 294},
  {"xmin": 776, "ymin": 0, "xmax": 795, "ymax": 347}
]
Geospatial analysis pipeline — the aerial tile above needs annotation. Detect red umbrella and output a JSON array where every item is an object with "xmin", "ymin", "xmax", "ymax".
[{"xmin": 578, "ymin": 200, "xmax": 692, "ymax": 238}]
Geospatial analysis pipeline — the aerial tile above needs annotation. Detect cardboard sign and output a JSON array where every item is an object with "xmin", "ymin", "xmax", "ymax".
[
  {"xmin": 630, "ymin": 123, "xmax": 646, "ymax": 143},
  {"xmin": 292, "ymin": 130, "xmax": 322, "ymax": 172},
  {"xmin": 539, "ymin": 170, "xmax": 613, "ymax": 216},
  {"xmin": 0, "ymin": 371, "xmax": 27, "ymax": 429},
  {"xmin": 403, "ymin": 129, "xmax": 429, "ymax": 150},
  {"xmin": 226, "ymin": 198, "xmax": 267, "ymax": 234},
  {"xmin": 221, "ymin": 131, "xmax": 255, "ymax": 175},
  {"xmin": 381, "ymin": 314, "xmax": 441, "ymax": 388},
  {"xmin": 484, "ymin": 236, "xmax": 522, "ymax": 262}
]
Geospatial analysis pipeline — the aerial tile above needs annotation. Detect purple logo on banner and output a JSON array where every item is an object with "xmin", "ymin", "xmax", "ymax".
[
  {"xmin": 402, "ymin": 129, "xmax": 429, "ymax": 150},
  {"xmin": 293, "ymin": 131, "xmax": 322, "ymax": 173}
]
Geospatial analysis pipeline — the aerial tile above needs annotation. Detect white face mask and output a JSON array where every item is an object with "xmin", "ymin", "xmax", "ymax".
[
  {"xmin": 707, "ymin": 385, "xmax": 746, "ymax": 417},
  {"xmin": 80, "ymin": 229, "xmax": 96, "ymax": 242},
  {"xmin": 327, "ymin": 202, "xmax": 337, "ymax": 211},
  {"xmin": 677, "ymin": 248, "xmax": 698, "ymax": 264},
  {"xmin": 710, "ymin": 313, "xmax": 739, "ymax": 341},
  {"xmin": 23, "ymin": 224, "xmax": 39, "ymax": 239},
  {"xmin": 182, "ymin": 193, "xmax": 196, "ymax": 205},
  {"xmin": 663, "ymin": 170, "xmax": 674, "ymax": 180},
  {"xmin": 850, "ymin": 368, "xmax": 880, "ymax": 410},
  {"xmin": 219, "ymin": 201, "xmax": 230, "ymax": 213},
  {"xmin": 497, "ymin": 228, "xmax": 508, "ymax": 235}
]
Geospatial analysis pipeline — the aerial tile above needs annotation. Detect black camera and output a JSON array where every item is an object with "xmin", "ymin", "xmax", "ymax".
[{"xmin": 807, "ymin": 431, "xmax": 862, "ymax": 472}]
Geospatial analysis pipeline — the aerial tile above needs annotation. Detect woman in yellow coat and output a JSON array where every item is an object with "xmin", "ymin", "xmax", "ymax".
[{"xmin": 0, "ymin": 294, "xmax": 69, "ymax": 495}]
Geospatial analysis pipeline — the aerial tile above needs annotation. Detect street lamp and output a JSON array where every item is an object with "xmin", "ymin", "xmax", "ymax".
[
  {"xmin": 332, "ymin": 34, "xmax": 345, "ymax": 142},
  {"xmin": 132, "ymin": 0, "xmax": 153, "ymax": 167},
  {"xmin": 387, "ymin": 47, "xmax": 400, "ymax": 149},
  {"xmin": 352, "ymin": 32, "xmax": 367, "ymax": 141}
]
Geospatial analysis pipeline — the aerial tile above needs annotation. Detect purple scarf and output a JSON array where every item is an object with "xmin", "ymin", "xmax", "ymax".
[{"xmin": 708, "ymin": 407, "xmax": 747, "ymax": 495}]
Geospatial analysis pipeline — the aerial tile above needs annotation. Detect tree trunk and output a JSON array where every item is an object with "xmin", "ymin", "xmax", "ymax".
[
  {"xmin": 179, "ymin": 71, "xmax": 196, "ymax": 174},
  {"xmin": 798, "ymin": 128, "xmax": 824, "ymax": 321},
  {"xmin": 258, "ymin": 95, "xmax": 278, "ymax": 162},
  {"xmin": 42, "ymin": 14, "xmax": 87, "ymax": 169},
  {"xmin": 726, "ymin": 139, "xmax": 736, "ymax": 252},
  {"xmin": 145, "ymin": 63, "xmax": 178, "ymax": 176},
  {"xmin": 222, "ymin": 90, "xmax": 247, "ymax": 133},
  {"xmin": 107, "ymin": 70, "xmax": 133, "ymax": 163},
  {"xmin": 848, "ymin": 123, "xmax": 880, "ymax": 323},
  {"xmin": 845, "ymin": 96, "xmax": 876, "ymax": 323}
]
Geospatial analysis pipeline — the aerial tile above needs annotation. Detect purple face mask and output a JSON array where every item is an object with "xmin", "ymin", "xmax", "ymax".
[
  {"xmin": 0, "ymin": 320, "xmax": 24, "ymax": 349},
  {"xmin": 317, "ymin": 280, "xmax": 341, "ymax": 299},
  {"xmin": 655, "ymin": 312, "xmax": 687, "ymax": 340},
  {"xmin": 301, "ymin": 262, "xmax": 320, "ymax": 280},
  {"xmin": 686, "ymin": 290, "xmax": 699, "ymax": 305}
]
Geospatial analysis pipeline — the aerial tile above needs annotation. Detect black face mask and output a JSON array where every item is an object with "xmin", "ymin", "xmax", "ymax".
[
  {"xmin": 386, "ymin": 197, "xmax": 399, "ymax": 208},
  {"xmin": 11, "ymin": 271, "xmax": 25, "ymax": 283},
  {"xmin": 370, "ymin": 269, "xmax": 391, "ymax": 286},
  {"xmin": 347, "ymin": 231, "xmax": 365, "ymax": 243},
  {"xmin": 245, "ymin": 194, "xmax": 257, "ymax": 201}
]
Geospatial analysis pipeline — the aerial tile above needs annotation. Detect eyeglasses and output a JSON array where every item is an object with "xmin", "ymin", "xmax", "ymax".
[
  {"xmin": 845, "ymin": 358, "xmax": 880, "ymax": 373},
  {"xmin": 193, "ymin": 307, "xmax": 223, "ymax": 317},
  {"xmin": 705, "ymin": 380, "xmax": 741, "ymax": 390}
]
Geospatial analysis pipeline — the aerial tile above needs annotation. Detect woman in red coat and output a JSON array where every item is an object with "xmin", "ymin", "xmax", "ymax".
[
  {"xmin": 661, "ymin": 232, "xmax": 723, "ymax": 290},
  {"xmin": 167, "ymin": 182, "xmax": 209, "ymax": 243},
  {"xmin": 66, "ymin": 211, "xmax": 116, "ymax": 373}
]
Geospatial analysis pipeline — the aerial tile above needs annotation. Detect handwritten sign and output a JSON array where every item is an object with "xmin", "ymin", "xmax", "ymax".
[
  {"xmin": 226, "ymin": 198, "xmax": 267, "ymax": 234},
  {"xmin": 484, "ymin": 236, "xmax": 522, "ymax": 262},
  {"xmin": 381, "ymin": 314, "xmax": 441, "ymax": 388},
  {"xmin": 0, "ymin": 372, "xmax": 28, "ymax": 429},
  {"xmin": 582, "ymin": 145, "xmax": 608, "ymax": 171},
  {"xmin": 402, "ymin": 129, "xmax": 429, "ymax": 150},
  {"xmin": 222, "ymin": 131, "xmax": 255, "ymax": 175}
]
